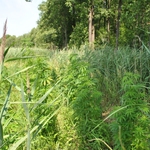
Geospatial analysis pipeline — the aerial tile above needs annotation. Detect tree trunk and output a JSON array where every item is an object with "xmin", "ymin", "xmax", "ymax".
[
  {"xmin": 64, "ymin": 27, "xmax": 68, "ymax": 48},
  {"xmin": 89, "ymin": 1, "xmax": 95, "ymax": 49},
  {"xmin": 149, "ymin": 25, "xmax": 150, "ymax": 49},
  {"xmin": 107, "ymin": 0, "xmax": 110, "ymax": 43},
  {"xmin": 72, "ymin": 3, "xmax": 76, "ymax": 28},
  {"xmin": 115, "ymin": 0, "xmax": 122, "ymax": 50}
]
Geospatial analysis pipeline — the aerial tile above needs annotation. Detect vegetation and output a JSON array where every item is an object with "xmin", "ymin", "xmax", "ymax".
[
  {"xmin": 2, "ymin": 0, "xmax": 150, "ymax": 49},
  {"xmin": 0, "ymin": 41, "xmax": 150, "ymax": 149},
  {"xmin": 0, "ymin": 0, "xmax": 150, "ymax": 149}
]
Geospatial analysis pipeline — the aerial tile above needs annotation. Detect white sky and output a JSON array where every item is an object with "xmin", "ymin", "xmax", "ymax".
[{"xmin": 0, "ymin": 0, "xmax": 44, "ymax": 37}]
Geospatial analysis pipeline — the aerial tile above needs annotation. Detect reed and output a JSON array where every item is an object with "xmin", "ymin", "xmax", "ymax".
[
  {"xmin": 0, "ymin": 19, "xmax": 7, "ymax": 147},
  {"xmin": 0, "ymin": 19, "xmax": 7, "ymax": 78}
]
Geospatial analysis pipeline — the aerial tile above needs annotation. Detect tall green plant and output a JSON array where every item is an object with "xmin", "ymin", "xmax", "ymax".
[
  {"xmin": 110, "ymin": 72, "xmax": 150, "ymax": 150},
  {"xmin": 0, "ymin": 33, "xmax": 60, "ymax": 149},
  {"xmin": 4, "ymin": 57, "xmax": 61, "ymax": 149},
  {"xmin": 0, "ymin": 20, "xmax": 10, "ymax": 147},
  {"xmin": 56, "ymin": 53, "xmax": 109, "ymax": 149},
  {"xmin": 0, "ymin": 85, "xmax": 12, "ymax": 147}
]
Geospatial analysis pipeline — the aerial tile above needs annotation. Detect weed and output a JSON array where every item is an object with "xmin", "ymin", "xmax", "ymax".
[{"xmin": 110, "ymin": 72, "xmax": 150, "ymax": 150}]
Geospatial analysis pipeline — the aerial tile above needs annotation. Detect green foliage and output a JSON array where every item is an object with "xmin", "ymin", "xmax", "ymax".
[
  {"xmin": 69, "ymin": 22, "xmax": 88, "ymax": 47},
  {"xmin": 4, "ymin": 0, "xmax": 150, "ymax": 49},
  {"xmin": 110, "ymin": 72, "xmax": 150, "ymax": 150},
  {"xmin": 33, "ymin": 0, "xmax": 149, "ymax": 48},
  {"xmin": 1, "ymin": 45, "xmax": 150, "ymax": 149},
  {"xmin": 0, "ymin": 45, "xmax": 12, "ymax": 147},
  {"xmin": 55, "ymin": 53, "xmax": 109, "ymax": 149},
  {"xmin": 0, "ymin": 48, "xmax": 61, "ymax": 149}
]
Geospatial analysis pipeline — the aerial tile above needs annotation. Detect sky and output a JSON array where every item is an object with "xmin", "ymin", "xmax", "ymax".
[{"xmin": 0, "ymin": 0, "xmax": 44, "ymax": 37}]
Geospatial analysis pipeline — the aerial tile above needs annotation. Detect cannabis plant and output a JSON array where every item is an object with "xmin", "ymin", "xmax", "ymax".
[
  {"xmin": 56, "ymin": 53, "xmax": 109, "ymax": 149},
  {"xmin": 110, "ymin": 72, "xmax": 150, "ymax": 150}
]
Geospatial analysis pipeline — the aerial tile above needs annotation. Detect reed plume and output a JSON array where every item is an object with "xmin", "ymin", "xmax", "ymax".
[
  {"xmin": 0, "ymin": 19, "xmax": 7, "ymax": 76},
  {"xmin": 0, "ymin": 19, "xmax": 7, "ymax": 63}
]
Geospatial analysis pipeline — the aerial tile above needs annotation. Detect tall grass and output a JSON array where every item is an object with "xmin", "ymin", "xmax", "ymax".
[
  {"xmin": 0, "ymin": 21, "xmax": 61, "ymax": 149},
  {"xmin": 0, "ymin": 19, "xmax": 7, "ymax": 147},
  {"xmin": 81, "ymin": 46, "xmax": 150, "ymax": 105}
]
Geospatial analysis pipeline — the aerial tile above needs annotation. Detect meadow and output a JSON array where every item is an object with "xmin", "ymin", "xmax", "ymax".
[{"xmin": 0, "ymin": 45, "xmax": 150, "ymax": 150}]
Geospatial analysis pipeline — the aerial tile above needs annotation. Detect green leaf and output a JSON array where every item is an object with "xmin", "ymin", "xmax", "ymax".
[
  {"xmin": 6, "ymin": 66, "xmax": 34, "ymax": 79},
  {"xmin": 0, "ymin": 121, "xmax": 3, "ymax": 147},
  {"xmin": 21, "ymin": 81, "xmax": 31, "ymax": 150},
  {"xmin": 32, "ymin": 80, "xmax": 60, "ymax": 110},
  {"xmin": 3, "ymin": 46, "xmax": 11, "ymax": 59},
  {"xmin": 0, "ymin": 85, "xmax": 12, "ymax": 123},
  {"xmin": 9, "ymin": 104, "xmax": 61, "ymax": 150},
  {"xmin": 5, "ymin": 78, "xmax": 27, "ymax": 95},
  {"xmin": 5, "ymin": 56, "xmax": 39, "ymax": 62},
  {"xmin": 0, "ymin": 85, "xmax": 12, "ymax": 147},
  {"xmin": 21, "ymin": 81, "xmax": 29, "ymax": 120}
]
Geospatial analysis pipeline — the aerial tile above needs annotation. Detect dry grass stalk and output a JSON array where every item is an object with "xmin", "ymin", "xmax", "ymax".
[{"xmin": 0, "ymin": 19, "xmax": 7, "ymax": 65}]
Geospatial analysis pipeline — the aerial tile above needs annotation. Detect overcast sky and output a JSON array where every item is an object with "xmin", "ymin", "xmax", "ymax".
[{"xmin": 0, "ymin": 0, "xmax": 44, "ymax": 37}]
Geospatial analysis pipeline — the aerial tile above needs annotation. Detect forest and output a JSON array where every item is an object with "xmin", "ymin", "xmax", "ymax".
[
  {"xmin": 0, "ymin": 0, "xmax": 150, "ymax": 150},
  {"xmin": 1, "ymin": 0, "xmax": 150, "ymax": 49}
]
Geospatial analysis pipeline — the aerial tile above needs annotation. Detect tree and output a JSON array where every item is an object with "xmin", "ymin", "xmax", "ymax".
[
  {"xmin": 6, "ymin": 35, "xmax": 16, "ymax": 47},
  {"xmin": 38, "ymin": 0, "xmax": 73, "ymax": 48},
  {"xmin": 26, "ymin": 0, "xmax": 150, "ymax": 48}
]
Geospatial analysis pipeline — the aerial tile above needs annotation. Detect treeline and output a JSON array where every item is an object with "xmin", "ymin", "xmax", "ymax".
[
  {"xmin": 1, "ymin": 0, "xmax": 150, "ymax": 49},
  {"xmin": 0, "ymin": 28, "xmax": 42, "ymax": 48}
]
